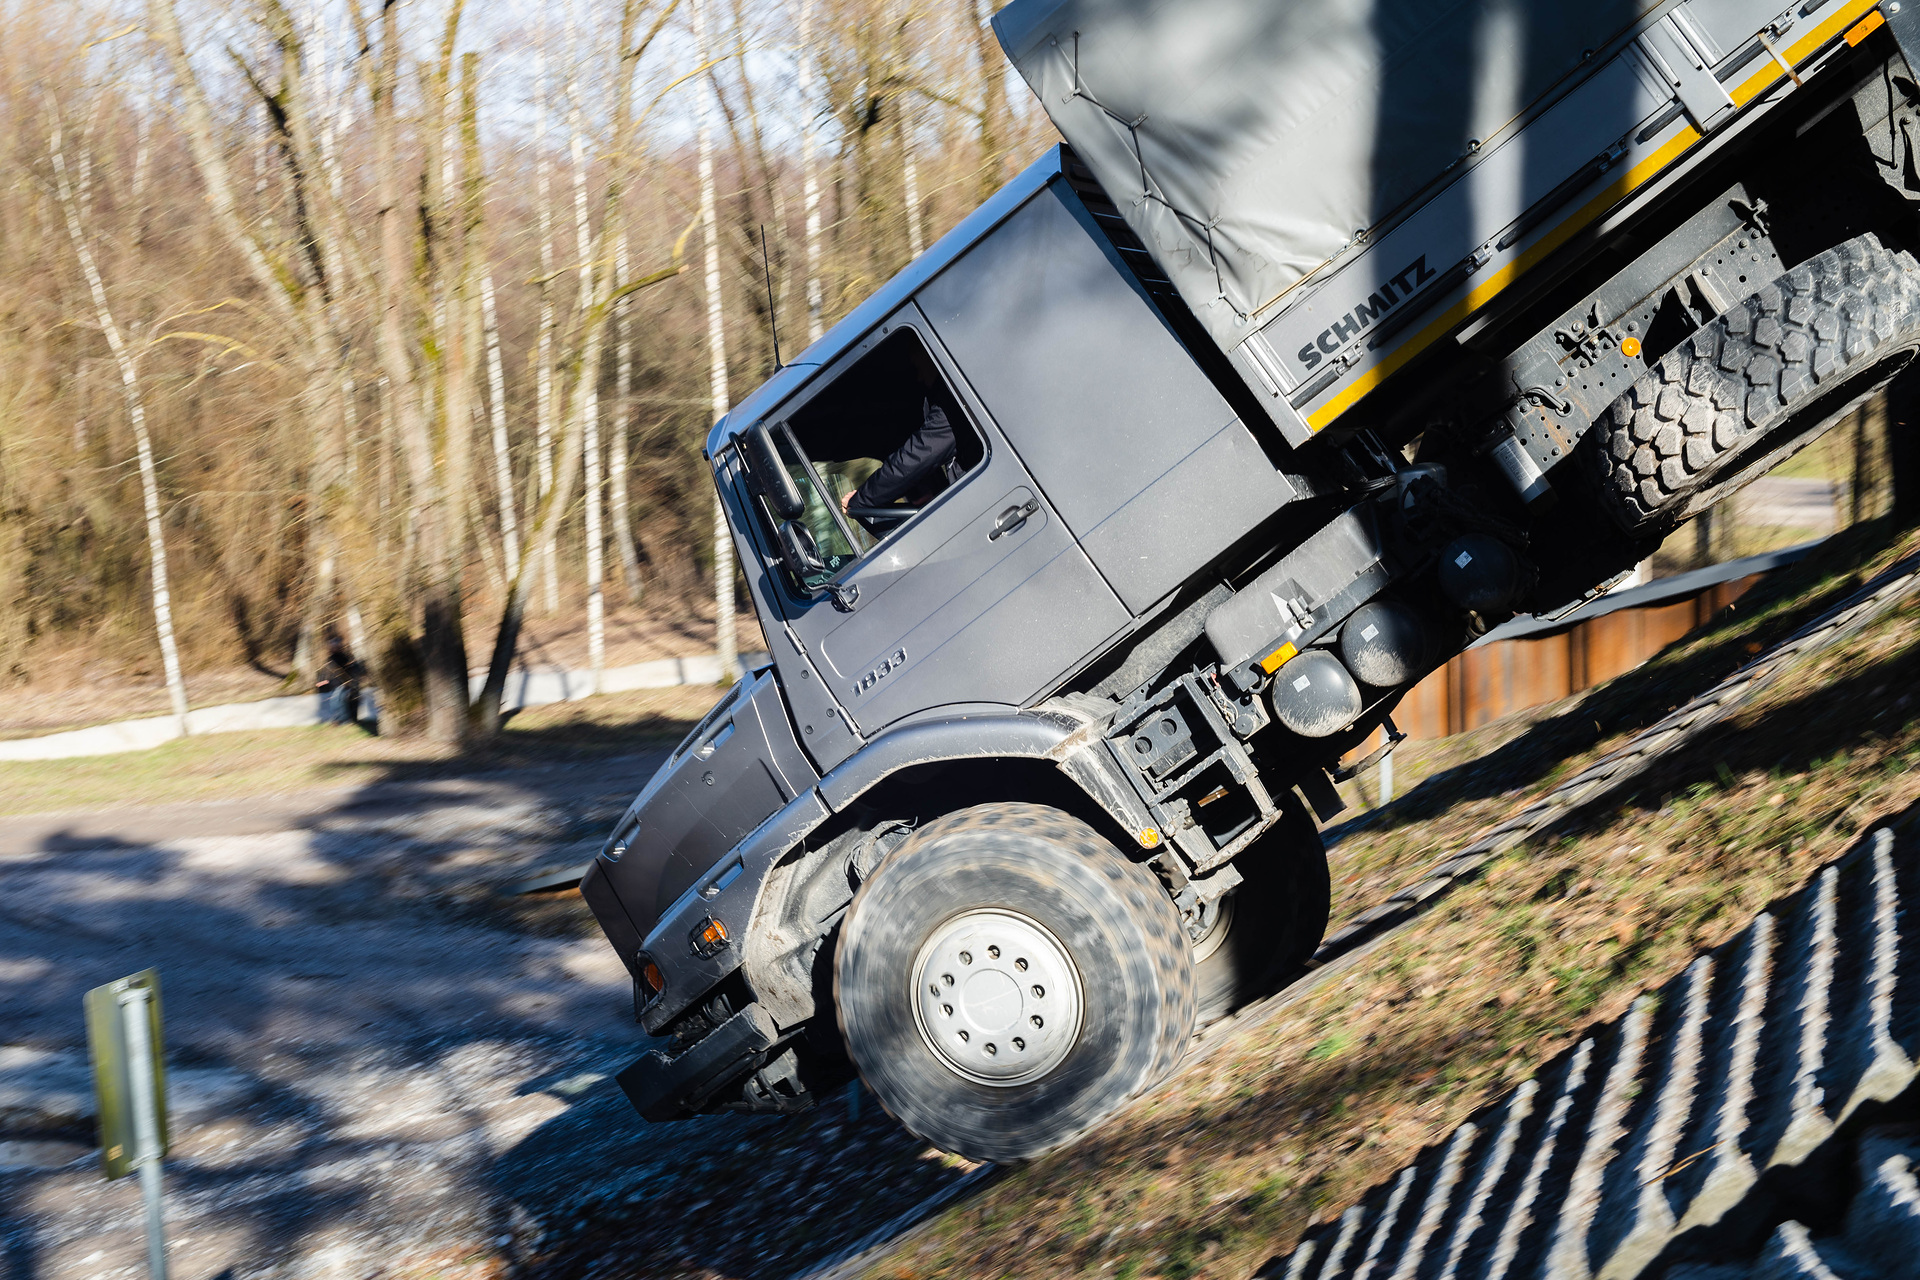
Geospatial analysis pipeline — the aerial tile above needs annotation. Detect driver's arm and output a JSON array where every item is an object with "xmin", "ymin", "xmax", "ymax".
[{"xmin": 849, "ymin": 401, "xmax": 955, "ymax": 508}]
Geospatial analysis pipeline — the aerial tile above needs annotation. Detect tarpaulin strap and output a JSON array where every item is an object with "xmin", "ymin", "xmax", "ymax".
[{"xmin": 1064, "ymin": 33, "xmax": 1246, "ymax": 320}]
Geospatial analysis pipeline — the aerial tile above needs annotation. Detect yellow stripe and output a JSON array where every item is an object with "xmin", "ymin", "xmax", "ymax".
[
  {"xmin": 1731, "ymin": 0, "xmax": 1879, "ymax": 104},
  {"xmin": 1303, "ymin": 0, "xmax": 1879, "ymax": 433}
]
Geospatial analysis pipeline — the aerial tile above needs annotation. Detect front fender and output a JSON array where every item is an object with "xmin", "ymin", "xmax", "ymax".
[{"xmin": 640, "ymin": 706, "xmax": 1158, "ymax": 1037}]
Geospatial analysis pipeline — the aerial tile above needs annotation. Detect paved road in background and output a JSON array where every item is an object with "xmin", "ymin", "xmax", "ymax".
[{"xmin": 1738, "ymin": 476, "xmax": 1838, "ymax": 530}]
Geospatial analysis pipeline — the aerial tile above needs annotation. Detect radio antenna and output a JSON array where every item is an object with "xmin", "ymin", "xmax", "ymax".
[{"xmin": 760, "ymin": 226, "xmax": 783, "ymax": 371}]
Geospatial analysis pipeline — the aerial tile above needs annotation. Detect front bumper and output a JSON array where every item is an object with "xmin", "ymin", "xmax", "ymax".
[{"xmin": 614, "ymin": 1003, "xmax": 781, "ymax": 1121}]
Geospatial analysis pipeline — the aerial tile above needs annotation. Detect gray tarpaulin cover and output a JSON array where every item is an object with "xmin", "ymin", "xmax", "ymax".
[{"xmin": 993, "ymin": 0, "xmax": 1656, "ymax": 353}]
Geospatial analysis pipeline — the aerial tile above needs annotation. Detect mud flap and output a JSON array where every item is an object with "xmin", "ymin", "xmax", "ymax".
[
  {"xmin": 1296, "ymin": 768, "xmax": 1347, "ymax": 823},
  {"xmin": 615, "ymin": 1003, "xmax": 780, "ymax": 1122}
]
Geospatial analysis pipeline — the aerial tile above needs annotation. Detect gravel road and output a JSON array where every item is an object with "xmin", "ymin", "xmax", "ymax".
[{"xmin": 0, "ymin": 758, "xmax": 974, "ymax": 1280}]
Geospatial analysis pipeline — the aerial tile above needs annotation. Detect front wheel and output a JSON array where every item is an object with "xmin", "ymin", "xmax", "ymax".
[{"xmin": 834, "ymin": 803, "xmax": 1196, "ymax": 1163}]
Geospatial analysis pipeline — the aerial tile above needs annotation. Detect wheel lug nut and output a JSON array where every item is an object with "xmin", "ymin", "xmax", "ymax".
[
  {"xmin": 1031, "ymin": 1015, "xmax": 1043, "ymax": 1028},
  {"xmin": 1015, "ymin": 958, "xmax": 1028, "ymax": 971},
  {"xmin": 1032, "ymin": 985, "xmax": 1044, "ymax": 998},
  {"xmin": 987, "ymin": 945, "xmax": 1000, "ymax": 959},
  {"xmin": 1013, "ymin": 1037, "xmax": 1025, "ymax": 1050},
  {"xmin": 959, "ymin": 951, "xmax": 972, "ymax": 965},
  {"xmin": 942, "ymin": 1004, "xmax": 952, "ymax": 1016},
  {"xmin": 984, "ymin": 1042, "xmax": 997, "ymax": 1055},
  {"xmin": 929, "ymin": 983, "xmax": 940, "ymax": 995},
  {"xmin": 942, "ymin": 974, "xmax": 953, "ymax": 986},
  {"xmin": 959, "ymin": 1030, "xmax": 970, "ymax": 1042}
]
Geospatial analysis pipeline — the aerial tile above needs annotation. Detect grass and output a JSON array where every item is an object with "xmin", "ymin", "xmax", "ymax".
[
  {"xmin": 863, "ymin": 518, "xmax": 1920, "ymax": 1280},
  {"xmin": 0, "ymin": 684, "xmax": 724, "ymax": 815}
]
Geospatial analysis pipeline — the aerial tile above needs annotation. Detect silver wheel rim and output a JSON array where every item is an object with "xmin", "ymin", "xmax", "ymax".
[
  {"xmin": 910, "ymin": 909, "xmax": 1084, "ymax": 1086},
  {"xmin": 1188, "ymin": 892, "xmax": 1236, "ymax": 964}
]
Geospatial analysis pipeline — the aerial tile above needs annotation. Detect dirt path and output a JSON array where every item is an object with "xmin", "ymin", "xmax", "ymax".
[{"xmin": 0, "ymin": 756, "xmax": 970, "ymax": 1280}]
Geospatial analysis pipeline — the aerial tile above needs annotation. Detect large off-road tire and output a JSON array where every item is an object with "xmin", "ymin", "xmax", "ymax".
[
  {"xmin": 834, "ymin": 802, "xmax": 1196, "ymax": 1163},
  {"xmin": 1191, "ymin": 807, "xmax": 1330, "ymax": 1024},
  {"xmin": 1590, "ymin": 235, "xmax": 1920, "ymax": 536}
]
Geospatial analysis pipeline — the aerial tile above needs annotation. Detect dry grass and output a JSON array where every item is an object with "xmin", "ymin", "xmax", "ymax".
[
  {"xmin": 869, "ymin": 521, "xmax": 1920, "ymax": 1280},
  {"xmin": 0, "ymin": 683, "xmax": 724, "ymax": 816}
]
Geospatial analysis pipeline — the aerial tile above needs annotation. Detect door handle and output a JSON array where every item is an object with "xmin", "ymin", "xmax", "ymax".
[{"xmin": 989, "ymin": 498, "xmax": 1040, "ymax": 541}]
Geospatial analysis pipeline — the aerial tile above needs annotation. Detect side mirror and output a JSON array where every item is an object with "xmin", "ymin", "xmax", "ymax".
[
  {"xmin": 742, "ymin": 423, "xmax": 805, "ymax": 521},
  {"xmin": 777, "ymin": 519, "xmax": 828, "ymax": 578}
]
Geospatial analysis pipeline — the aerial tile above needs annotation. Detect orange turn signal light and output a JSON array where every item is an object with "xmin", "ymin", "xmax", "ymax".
[
  {"xmin": 1260, "ymin": 641, "xmax": 1300, "ymax": 674},
  {"xmin": 1846, "ymin": 9, "xmax": 1887, "ymax": 45},
  {"xmin": 690, "ymin": 915, "xmax": 730, "ymax": 957},
  {"xmin": 641, "ymin": 959, "xmax": 665, "ymax": 993}
]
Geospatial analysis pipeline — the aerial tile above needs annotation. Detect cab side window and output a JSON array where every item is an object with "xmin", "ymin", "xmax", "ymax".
[{"xmin": 751, "ymin": 328, "xmax": 986, "ymax": 597}]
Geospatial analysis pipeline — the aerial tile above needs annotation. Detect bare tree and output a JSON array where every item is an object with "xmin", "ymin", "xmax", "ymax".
[
  {"xmin": 693, "ymin": 0, "xmax": 738, "ymax": 679},
  {"xmin": 7, "ymin": 0, "xmax": 1058, "ymax": 707},
  {"xmin": 795, "ymin": 0, "xmax": 825, "ymax": 343},
  {"xmin": 49, "ymin": 110, "xmax": 190, "ymax": 732},
  {"xmin": 481, "ymin": 271, "xmax": 521, "ymax": 581},
  {"xmin": 966, "ymin": 0, "xmax": 1006, "ymax": 201},
  {"xmin": 534, "ymin": 26, "xmax": 562, "ymax": 616},
  {"xmin": 611, "ymin": 230, "xmax": 644, "ymax": 599},
  {"xmin": 474, "ymin": 0, "xmax": 686, "ymax": 733},
  {"xmin": 566, "ymin": 10, "xmax": 607, "ymax": 692}
]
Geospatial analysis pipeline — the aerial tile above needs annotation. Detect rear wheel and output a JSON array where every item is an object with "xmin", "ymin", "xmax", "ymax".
[
  {"xmin": 1590, "ymin": 235, "xmax": 1920, "ymax": 536},
  {"xmin": 1190, "ymin": 807, "xmax": 1330, "ymax": 1023},
  {"xmin": 834, "ymin": 803, "xmax": 1195, "ymax": 1163}
]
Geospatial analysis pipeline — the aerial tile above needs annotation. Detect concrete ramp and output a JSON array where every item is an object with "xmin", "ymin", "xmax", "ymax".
[{"xmin": 1263, "ymin": 826, "xmax": 1920, "ymax": 1280}]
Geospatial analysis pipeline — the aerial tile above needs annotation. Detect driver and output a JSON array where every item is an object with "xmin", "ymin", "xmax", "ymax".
[{"xmin": 840, "ymin": 397, "xmax": 960, "ymax": 512}]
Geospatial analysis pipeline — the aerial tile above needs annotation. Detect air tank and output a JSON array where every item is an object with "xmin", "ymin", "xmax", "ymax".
[
  {"xmin": 1438, "ymin": 534, "xmax": 1521, "ymax": 615},
  {"xmin": 1338, "ymin": 599, "xmax": 1428, "ymax": 688},
  {"xmin": 1269, "ymin": 649, "xmax": 1363, "ymax": 738}
]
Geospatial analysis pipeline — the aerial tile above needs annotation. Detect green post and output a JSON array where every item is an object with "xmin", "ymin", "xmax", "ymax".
[{"xmin": 85, "ymin": 970, "xmax": 169, "ymax": 1280}]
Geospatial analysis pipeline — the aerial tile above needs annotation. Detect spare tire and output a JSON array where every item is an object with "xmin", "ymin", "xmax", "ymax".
[{"xmin": 1589, "ymin": 235, "xmax": 1920, "ymax": 536}]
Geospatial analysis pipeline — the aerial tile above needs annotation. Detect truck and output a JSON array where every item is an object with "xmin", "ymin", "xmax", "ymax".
[{"xmin": 581, "ymin": 0, "xmax": 1920, "ymax": 1163}]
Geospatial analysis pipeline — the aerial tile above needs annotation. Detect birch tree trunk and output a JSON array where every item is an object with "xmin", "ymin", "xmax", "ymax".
[
  {"xmin": 902, "ymin": 119, "xmax": 924, "ymax": 259},
  {"xmin": 796, "ymin": 0, "xmax": 825, "ymax": 344},
  {"xmin": 693, "ymin": 0, "xmax": 738, "ymax": 679},
  {"xmin": 611, "ymin": 230, "xmax": 643, "ymax": 599},
  {"xmin": 481, "ymin": 271, "xmax": 521, "ymax": 581},
  {"xmin": 895, "ymin": 4, "xmax": 925, "ymax": 259},
  {"xmin": 50, "ymin": 118, "xmax": 189, "ymax": 732},
  {"xmin": 534, "ymin": 35, "xmax": 561, "ymax": 616},
  {"xmin": 568, "ymin": 35, "xmax": 606, "ymax": 693}
]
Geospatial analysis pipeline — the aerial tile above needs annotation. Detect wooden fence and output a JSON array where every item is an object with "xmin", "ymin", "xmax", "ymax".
[{"xmin": 1357, "ymin": 543, "xmax": 1816, "ymax": 745}]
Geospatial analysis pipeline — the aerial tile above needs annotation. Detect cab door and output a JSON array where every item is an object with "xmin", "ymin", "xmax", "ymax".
[{"xmin": 782, "ymin": 305, "xmax": 1129, "ymax": 736}]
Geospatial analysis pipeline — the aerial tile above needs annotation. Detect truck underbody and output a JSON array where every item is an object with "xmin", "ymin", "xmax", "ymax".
[{"xmin": 581, "ymin": 3, "xmax": 1920, "ymax": 1162}]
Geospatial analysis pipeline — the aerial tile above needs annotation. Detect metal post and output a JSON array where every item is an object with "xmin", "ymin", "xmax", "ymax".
[
  {"xmin": 1379, "ymin": 747, "xmax": 1395, "ymax": 805},
  {"xmin": 120, "ymin": 987, "xmax": 168, "ymax": 1280}
]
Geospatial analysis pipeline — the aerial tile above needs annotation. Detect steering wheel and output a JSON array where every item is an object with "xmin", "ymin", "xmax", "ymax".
[{"xmin": 846, "ymin": 502, "xmax": 919, "ymax": 530}]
